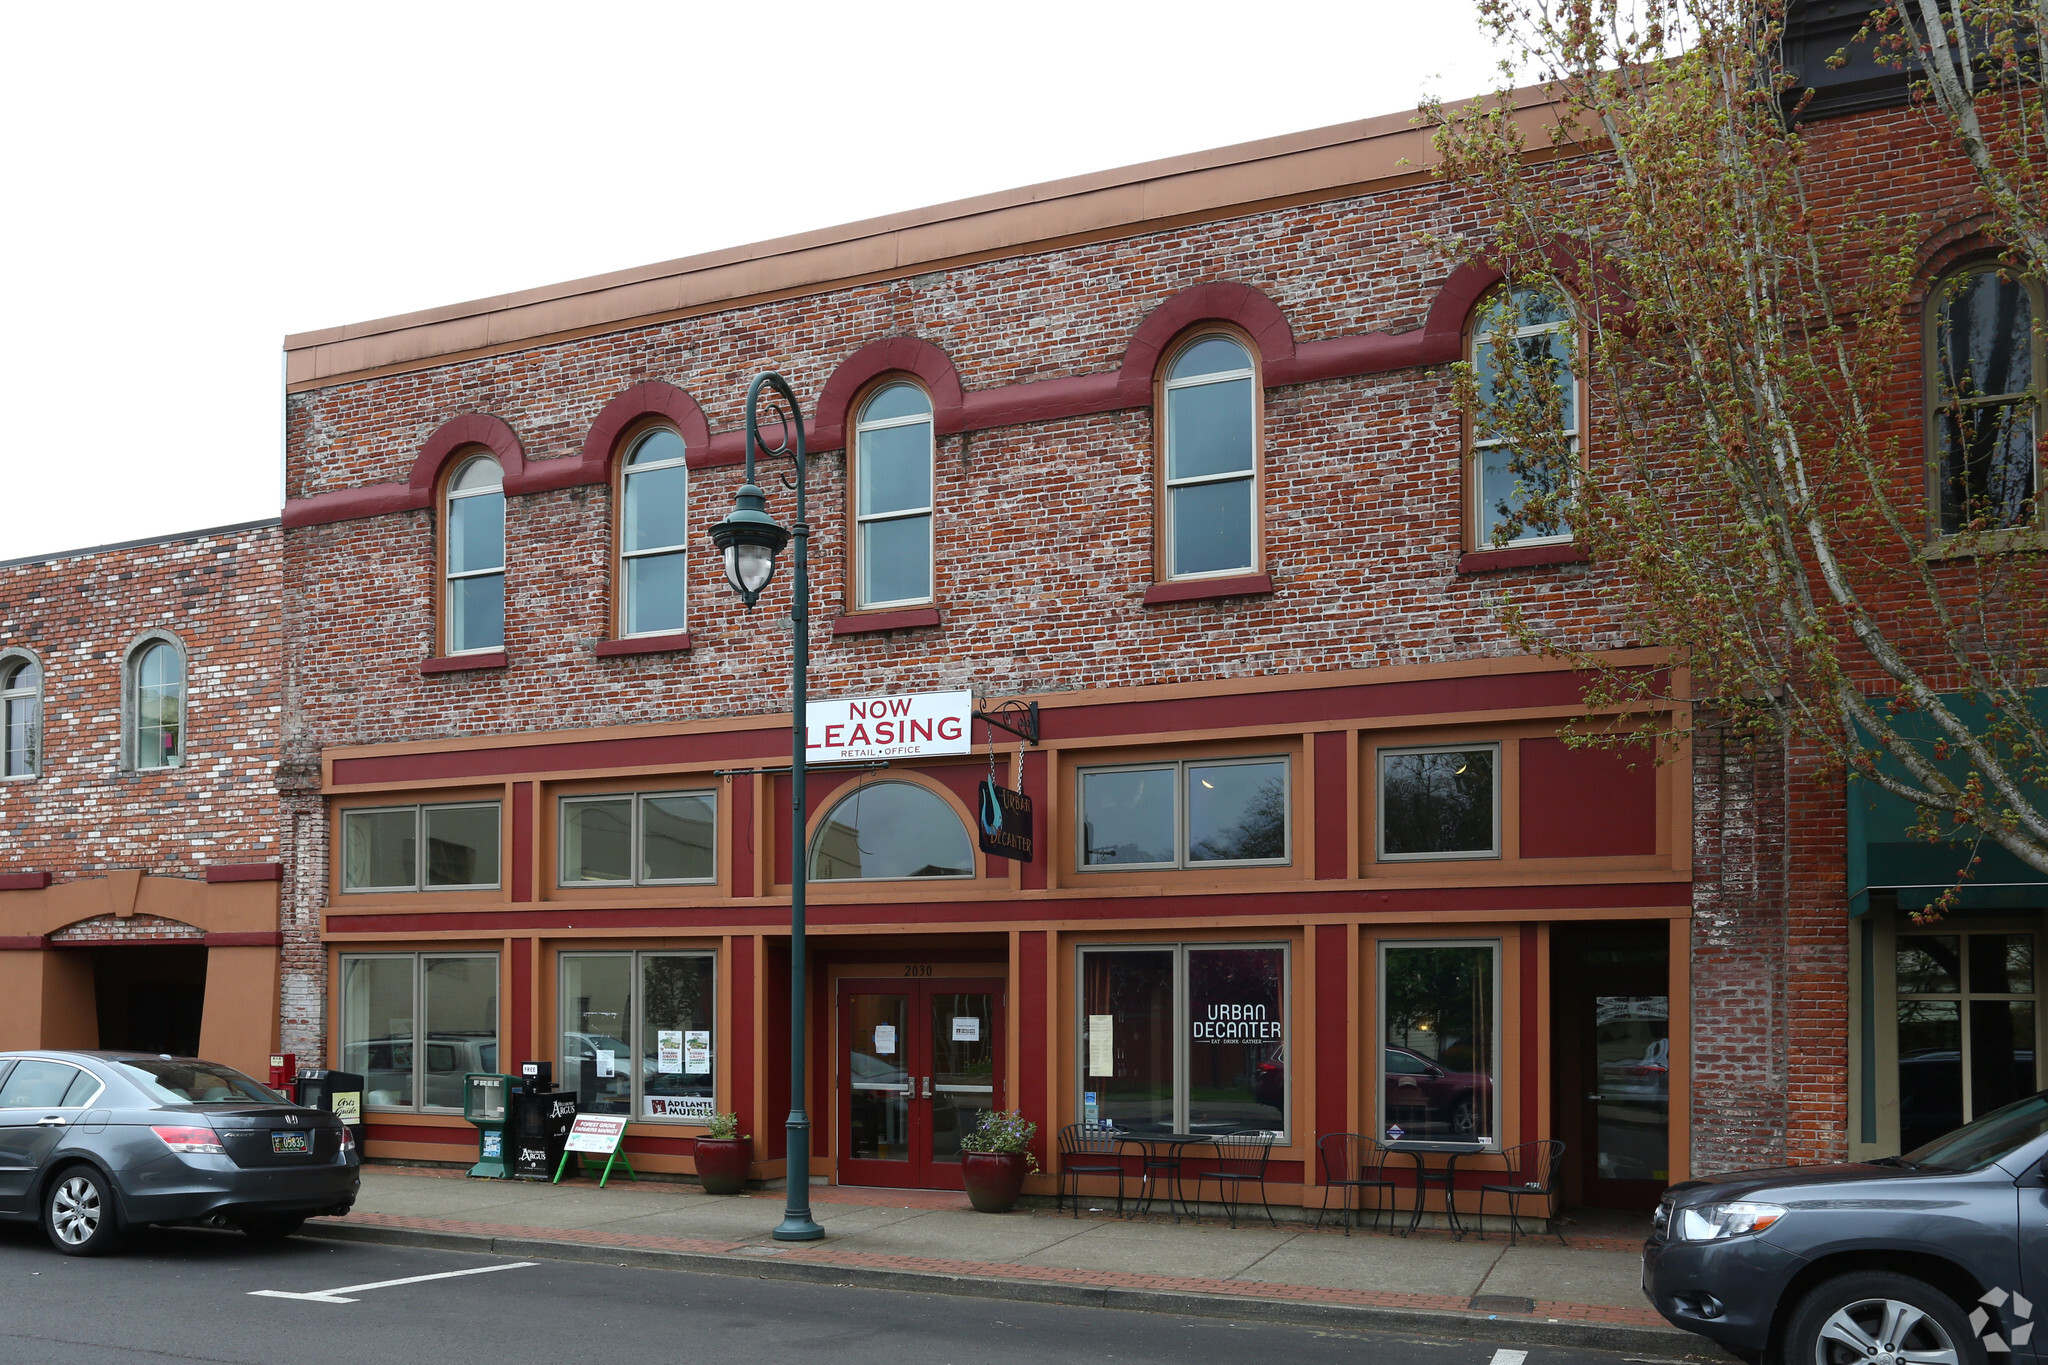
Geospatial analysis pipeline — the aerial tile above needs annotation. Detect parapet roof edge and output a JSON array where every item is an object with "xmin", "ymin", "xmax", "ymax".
[{"xmin": 0, "ymin": 517, "xmax": 282, "ymax": 572}]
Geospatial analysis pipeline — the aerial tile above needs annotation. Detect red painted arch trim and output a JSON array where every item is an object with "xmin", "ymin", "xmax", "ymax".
[
  {"xmin": 1114, "ymin": 282, "xmax": 1298, "ymax": 404},
  {"xmin": 410, "ymin": 413, "xmax": 527, "ymax": 499},
  {"xmin": 807, "ymin": 336, "xmax": 968, "ymax": 453},
  {"xmin": 564, "ymin": 380, "xmax": 716, "ymax": 486},
  {"xmin": 0, "ymin": 872, "xmax": 53, "ymax": 891}
]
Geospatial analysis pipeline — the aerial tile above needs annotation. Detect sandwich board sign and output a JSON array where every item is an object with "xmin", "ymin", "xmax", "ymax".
[{"xmin": 553, "ymin": 1113, "xmax": 637, "ymax": 1188}]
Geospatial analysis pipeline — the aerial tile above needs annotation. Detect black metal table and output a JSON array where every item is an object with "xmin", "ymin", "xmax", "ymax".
[
  {"xmin": 1382, "ymin": 1139, "xmax": 1488, "ymax": 1239},
  {"xmin": 1110, "ymin": 1132, "xmax": 1204, "ymax": 1221}
]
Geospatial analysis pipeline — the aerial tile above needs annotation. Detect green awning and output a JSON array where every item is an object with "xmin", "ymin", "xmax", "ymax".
[{"xmin": 1846, "ymin": 689, "xmax": 2048, "ymax": 916}]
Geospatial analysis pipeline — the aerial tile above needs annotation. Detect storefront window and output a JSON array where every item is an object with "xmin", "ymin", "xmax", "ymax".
[
  {"xmin": 1897, "ymin": 930, "xmax": 2037, "ymax": 1152},
  {"xmin": 341, "ymin": 802, "xmax": 501, "ymax": 892},
  {"xmin": 1378, "ymin": 746, "xmax": 1498, "ymax": 860},
  {"xmin": 1079, "ymin": 758, "xmax": 1289, "ymax": 869},
  {"xmin": 1379, "ymin": 941, "xmax": 1499, "ymax": 1144},
  {"xmin": 560, "ymin": 790, "xmax": 717, "ymax": 886},
  {"xmin": 340, "ymin": 952, "xmax": 499, "ymax": 1112},
  {"xmin": 810, "ymin": 781, "xmax": 974, "ymax": 881},
  {"xmin": 1079, "ymin": 943, "xmax": 1287, "ymax": 1137},
  {"xmin": 560, "ymin": 951, "xmax": 716, "ymax": 1123}
]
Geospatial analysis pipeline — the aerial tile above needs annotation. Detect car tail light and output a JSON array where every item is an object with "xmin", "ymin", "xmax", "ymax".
[
  {"xmin": 151, "ymin": 1124, "xmax": 226, "ymax": 1155},
  {"xmin": 338, "ymin": 1125, "xmax": 356, "ymax": 1152}
]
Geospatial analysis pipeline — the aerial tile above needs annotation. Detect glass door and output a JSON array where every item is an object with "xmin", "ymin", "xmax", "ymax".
[
  {"xmin": 1581, "ymin": 990, "xmax": 1670, "ymax": 1208},
  {"xmin": 837, "ymin": 978, "xmax": 1004, "ymax": 1190}
]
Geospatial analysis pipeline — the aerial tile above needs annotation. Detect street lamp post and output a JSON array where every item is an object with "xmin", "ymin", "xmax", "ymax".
[{"xmin": 705, "ymin": 372, "xmax": 823, "ymax": 1242}]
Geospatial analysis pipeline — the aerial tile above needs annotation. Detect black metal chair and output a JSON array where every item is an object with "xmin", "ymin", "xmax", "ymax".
[
  {"xmin": 1476, "ymin": 1139, "xmax": 1567, "ymax": 1245},
  {"xmin": 1055, "ymin": 1123, "xmax": 1126, "ymax": 1218},
  {"xmin": 1194, "ymin": 1131, "xmax": 1277, "ymax": 1228},
  {"xmin": 1314, "ymin": 1132, "xmax": 1396, "ymax": 1235}
]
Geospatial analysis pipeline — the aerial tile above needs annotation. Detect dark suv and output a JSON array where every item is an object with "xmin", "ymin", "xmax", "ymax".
[{"xmin": 1644, "ymin": 1092, "xmax": 2048, "ymax": 1365}]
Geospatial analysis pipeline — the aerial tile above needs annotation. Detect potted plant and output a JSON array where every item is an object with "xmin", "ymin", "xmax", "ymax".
[
  {"xmin": 958, "ymin": 1109, "xmax": 1039, "ymax": 1213},
  {"xmin": 693, "ymin": 1112, "xmax": 751, "ymax": 1195}
]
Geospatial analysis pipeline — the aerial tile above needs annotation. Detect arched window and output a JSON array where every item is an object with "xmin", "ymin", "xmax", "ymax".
[
  {"xmin": 2, "ymin": 653, "xmax": 40, "ymax": 779},
  {"xmin": 127, "ymin": 639, "xmax": 183, "ymax": 770},
  {"xmin": 444, "ymin": 454, "xmax": 505, "ymax": 654},
  {"xmin": 851, "ymin": 383, "xmax": 934, "ymax": 608},
  {"xmin": 618, "ymin": 427, "xmax": 689, "ymax": 637},
  {"xmin": 1928, "ymin": 264, "xmax": 2043, "ymax": 535},
  {"xmin": 1161, "ymin": 333, "xmax": 1259, "ymax": 579},
  {"xmin": 1468, "ymin": 287, "xmax": 1579, "ymax": 548},
  {"xmin": 809, "ymin": 780, "xmax": 974, "ymax": 881}
]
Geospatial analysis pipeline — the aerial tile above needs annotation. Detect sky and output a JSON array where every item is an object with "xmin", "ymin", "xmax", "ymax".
[{"xmin": 0, "ymin": 1, "xmax": 1507, "ymax": 563}]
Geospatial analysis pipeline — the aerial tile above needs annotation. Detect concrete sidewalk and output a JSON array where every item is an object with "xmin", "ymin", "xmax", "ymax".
[{"xmin": 308, "ymin": 1167, "xmax": 1709, "ymax": 1356}]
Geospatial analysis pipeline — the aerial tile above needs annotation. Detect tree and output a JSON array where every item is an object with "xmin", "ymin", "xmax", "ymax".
[{"xmin": 1422, "ymin": 0, "xmax": 2048, "ymax": 914}]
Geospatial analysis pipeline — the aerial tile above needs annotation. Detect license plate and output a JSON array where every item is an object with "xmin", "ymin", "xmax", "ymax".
[{"xmin": 271, "ymin": 1131, "xmax": 310, "ymax": 1154}]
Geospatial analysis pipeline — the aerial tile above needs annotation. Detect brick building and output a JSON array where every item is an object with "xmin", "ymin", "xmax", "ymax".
[
  {"xmin": 270, "ymin": 40, "xmax": 2040, "ymax": 1211},
  {"xmin": 0, "ymin": 521, "xmax": 291, "ymax": 1078}
]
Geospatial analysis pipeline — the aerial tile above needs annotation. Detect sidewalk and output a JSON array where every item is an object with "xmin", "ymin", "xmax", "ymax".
[{"xmin": 308, "ymin": 1167, "xmax": 1712, "ymax": 1356}]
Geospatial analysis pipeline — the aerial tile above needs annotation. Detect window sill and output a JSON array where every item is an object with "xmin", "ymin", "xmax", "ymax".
[
  {"xmin": 1920, "ymin": 528, "xmax": 2048, "ymax": 560},
  {"xmin": 420, "ymin": 651, "xmax": 509, "ymax": 675},
  {"xmin": 595, "ymin": 632, "xmax": 693, "ymax": 658},
  {"xmin": 832, "ymin": 606, "xmax": 942, "ymax": 636},
  {"xmin": 0, "ymin": 871, "xmax": 51, "ymax": 891},
  {"xmin": 1457, "ymin": 544, "xmax": 1587, "ymax": 574},
  {"xmin": 1141, "ymin": 572, "xmax": 1274, "ymax": 606}
]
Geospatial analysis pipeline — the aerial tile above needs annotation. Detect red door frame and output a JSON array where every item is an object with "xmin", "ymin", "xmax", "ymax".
[{"xmin": 836, "ymin": 977, "xmax": 1005, "ymax": 1190}]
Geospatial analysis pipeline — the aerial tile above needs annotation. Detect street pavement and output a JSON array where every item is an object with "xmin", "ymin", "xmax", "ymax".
[{"xmin": 0, "ymin": 1217, "xmax": 1703, "ymax": 1365}]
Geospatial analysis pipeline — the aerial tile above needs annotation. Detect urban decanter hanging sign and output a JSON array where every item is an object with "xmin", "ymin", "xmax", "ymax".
[
  {"xmin": 977, "ymin": 779, "xmax": 1034, "ymax": 862},
  {"xmin": 806, "ymin": 689, "xmax": 972, "ymax": 763}
]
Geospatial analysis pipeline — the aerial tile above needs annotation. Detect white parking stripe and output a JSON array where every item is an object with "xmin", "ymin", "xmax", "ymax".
[
  {"xmin": 249, "ymin": 1260, "xmax": 537, "ymax": 1303},
  {"xmin": 1489, "ymin": 1351, "xmax": 1529, "ymax": 1365}
]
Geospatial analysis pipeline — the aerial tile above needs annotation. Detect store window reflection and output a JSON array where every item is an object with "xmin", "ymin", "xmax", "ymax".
[
  {"xmin": 340, "ymin": 952, "xmax": 499, "ymax": 1112},
  {"xmin": 1380, "ymin": 941, "xmax": 1498, "ymax": 1142},
  {"xmin": 1898, "ymin": 931, "xmax": 2036, "ymax": 1152}
]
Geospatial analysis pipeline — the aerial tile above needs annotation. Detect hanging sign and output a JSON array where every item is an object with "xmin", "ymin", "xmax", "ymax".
[
  {"xmin": 976, "ymin": 780, "xmax": 1034, "ymax": 862},
  {"xmin": 806, "ymin": 690, "xmax": 972, "ymax": 764},
  {"xmin": 564, "ymin": 1114, "xmax": 629, "ymax": 1155}
]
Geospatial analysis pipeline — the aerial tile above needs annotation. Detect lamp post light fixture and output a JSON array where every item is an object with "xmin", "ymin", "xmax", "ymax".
[{"xmin": 705, "ymin": 371, "xmax": 823, "ymax": 1242}]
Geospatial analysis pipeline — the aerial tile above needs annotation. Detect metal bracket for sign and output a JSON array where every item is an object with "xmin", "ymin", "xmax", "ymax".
[
  {"xmin": 713, "ymin": 761, "xmax": 890, "ymax": 778},
  {"xmin": 972, "ymin": 699, "xmax": 1040, "ymax": 746}
]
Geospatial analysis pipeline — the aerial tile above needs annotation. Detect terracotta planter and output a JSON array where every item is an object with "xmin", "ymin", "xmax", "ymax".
[
  {"xmin": 693, "ymin": 1137, "xmax": 751, "ymax": 1195},
  {"xmin": 961, "ymin": 1151, "xmax": 1030, "ymax": 1213}
]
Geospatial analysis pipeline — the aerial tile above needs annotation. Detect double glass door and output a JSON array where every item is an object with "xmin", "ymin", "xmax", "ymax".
[{"xmin": 838, "ymin": 978, "xmax": 1003, "ymax": 1190}]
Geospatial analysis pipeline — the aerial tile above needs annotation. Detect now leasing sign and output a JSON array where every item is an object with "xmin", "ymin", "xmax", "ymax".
[{"xmin": 807, "ymin": 690, "xmax": 972, "ymax": 763}]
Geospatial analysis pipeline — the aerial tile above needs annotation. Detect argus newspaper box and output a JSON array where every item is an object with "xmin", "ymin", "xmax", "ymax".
[{"xmin": 554, "ymin": 1113, "xmax": 637, "ymax": 1188}]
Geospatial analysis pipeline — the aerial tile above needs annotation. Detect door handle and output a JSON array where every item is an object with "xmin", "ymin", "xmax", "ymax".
[
  {"xmin": 1586, "ymin": 1093, "xmax": 1602, "ymax": 1102},
  {"xmin": 922, "ymin": 1077, "xmax": 933, "ymax": 1100},
  {"xmin": 36, "ymin": 1116, "xmax": 66, "ymax": 1127}
]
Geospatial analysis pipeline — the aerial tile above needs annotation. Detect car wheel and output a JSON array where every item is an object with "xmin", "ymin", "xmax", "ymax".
[
  {"xmin": 43, "ymin": 1166, "xmax": 127, "ymax": 1257},
  {"xmin": 237, "ymin": 1216, "xmax": 307, "ymax": 1243},
  {"xmin": 1785, "ymin": 1271, "xmax": 1981, "ymax": 1365},
  {"xmin": 1451, "ymin": 1097, "xmax": 1475, "ymax": 1136}
]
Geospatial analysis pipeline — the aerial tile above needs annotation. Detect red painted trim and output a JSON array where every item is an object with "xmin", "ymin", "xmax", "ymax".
[
  {"xmin": 282, "ymin": 482, "xmax": 421, "ymax": 528},
  {"xmin": 809, "ymin": 336, "xmax": 968, "ymax": 453},
  {"xmin": 1018, "ymin": 930, "xmax": 1049, "ymax": 1167},
  {"xmin": 420, "ymin": 652, "xmax": 509, "ymax": 675},
  {"xmin": 595, "ymin": 632, "xmax": 693, "ymax": 658},
  {"xmin": 364, "ymin": 1122, "xmax": 472, "ymax": 1146},
  {"xmin": 730, "ymin": 934, "xmax": 755, "ymax": 1135},
  {"xmin": 0, "ymin": 936, "xmax": 48, "ymax": 950},
  {"xmin": 410, "ymin": 413, "xmax": 526, "ymax": 498},
  {"xmin": 332, "ymin": 725, "xmax": 779, "ymax": 787},
  {"xmin": 622, "ymin": 1135, "xmax": 699, "ymax": 1156},
  {"xmin": 0, "ymin": 872, "xmax": 53, "ymax": 891},
  {"xmin": 1315, "ymin": 923, "xmax": 1348, "ymax": 1150},
  {"xmin": 1019, "ymin": 750, "xmax": 1048, "ymax": 892},
  {"xmin": 512, "ymin": 782, "xmax": 534, "ymax": 904},
  {"xmin": 1520, "ymin": 922, "xmax": 1540, "ymax": 1143},
  {"xmin": 1416, "ymin": 260, "xmax": 1505, "ymax": 365},
  {"xmin": 1458, "ymin": 545, "xmax": 1589, "ymax": 574},
  {"xmin": 569, "ymin": 380, "xmax": 716, "ymax": 482},
  {"xmin": 205, "ymin": 863, "xmax": 283, "ymax": 884},
  {"xmin": 511, "ymin": 937, "xmax": 533, "ymax": 1069},
  {"xmin": 831, "ymin": 607, "xmax": 942, "ymax": 636},
  {"xmin": 205, "ymin": 931, "xmax": 284, "ymax": 947},
  {"xmin": 1313, "ymin": 732, "xmax": 1348, "ymax": 881},
  {"xmin": 730, "ymin": 778, "xmax": 756, "ymax": 899},
  {"xmin": 323, "ymin": 880, "xmax": 1691, "ymax": 936},
  {"xmin": 1141, "ymin": 573, "xmax": 1274, "ymax": 607},
  {"xmin": 1115, "ymin": 282, "xmax": 1298, "ymax": 403},
  {"xmin": 1520, "ymin": 738, "xmax": 1658, "ymax": 858}
]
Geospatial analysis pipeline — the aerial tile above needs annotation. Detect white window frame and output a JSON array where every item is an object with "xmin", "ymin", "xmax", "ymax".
[
  {"xmin": 123, "ymin": 634, "xmax": 185, "ymax": 772},
  {"xmin": 1470, "ymin": 289, "xmax": 1580, "ymax": 550},
  {"xmin": 1076, "ymin": 756, "xmax": 1292, "ymax": 872},
  {"xmin": 0, "ymin": 648, "xmax": 41, "ymax": 781},
  {"xmin": 1375, "ymin": 937, "xmax": 1503, "ymax": 1150},
  {"xmin": 1162, "ymin": 334, "xmax": 1259, "ymax": 581},
  {"xmin": 340, "ymin": 951, "xmax": 501, "ymax": 1114},
  {"xmin": 558, "ymin": 788, "xmax": 719, "ymax": 887},
  {"xmin": 339, "ymin": 801, "xmax": 502, "ymax": 893},
  {"xmin": 852, "ymin": 384, "xmax": 935, "ymax": 609},
  {"xmin": 1374, "ymin": 742, "xmax": 1503, "ymax": 863},
  {"xmin": 557, "ymin": 949, "xmax": 718, "ymax": 1125},
  {"xmin": 1076, "ymin": 940, "xmax": 1291, "ymax": 1140},
  {"xmin": 619, "ymin": 428, "xmax": 690, "ymax": 637},
  {"xmin": 444, "ymin": 454, "xmax": 506, "ymax": 655}
]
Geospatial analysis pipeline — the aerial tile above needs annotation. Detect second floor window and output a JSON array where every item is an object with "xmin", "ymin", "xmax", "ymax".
[
  {"xmin": 341, "ymin": 801, "xmax": 501, "ymax": 892},
  {"xmin": 620, "ymin": 428, "xmax": 689, "ymax": 636},
  {"xmin": 1162, "ymin": 335, "xmax": 1258, "ymax": 578},
  {"xmin": 1079, "ymin": 756, "xmax": 1289, "ymax": 869},
  {"xmin": 128, "ymin": 640, "xmax": 183, "ymax": 770},
  {"xmin": 1470, "ymin": 288, "xmax": 1578, "ymax": 548},
  {"xmin": 561, "ymin": 789, "xmax": 717, "ymax": 886},
  {"xmin": 445, "ymin": 454, "xmax": 505, "ymax": 654},
  {"xmin": 1930, "ymin": 265, "xmax": 2042, "ymax": 535},
  {"xmin": 852, "ymin": 383, "xmax": 934, "ymax": 608},
  {"xmin": 2, "ymin": 656, "xmax": 39, "ymax": 778}
]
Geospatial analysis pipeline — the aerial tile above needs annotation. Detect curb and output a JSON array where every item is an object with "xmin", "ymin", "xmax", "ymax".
[{"xmin": 303, "ymin": 1221, "xmax": 1713, "ymax": 1358}]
